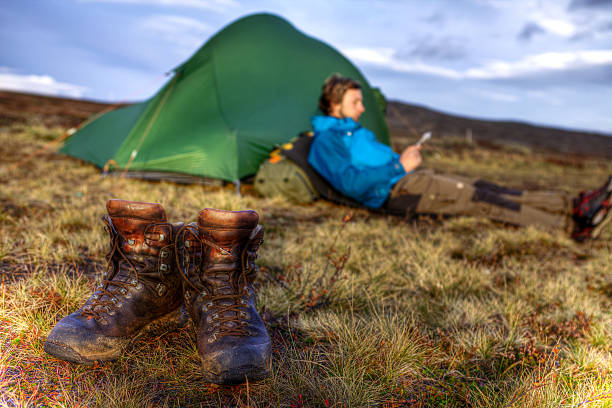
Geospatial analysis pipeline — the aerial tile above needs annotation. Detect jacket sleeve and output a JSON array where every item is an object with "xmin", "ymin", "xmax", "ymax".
[{"xmin": 308, "ymin": 131, "xmax": 405, "ymax": 202}]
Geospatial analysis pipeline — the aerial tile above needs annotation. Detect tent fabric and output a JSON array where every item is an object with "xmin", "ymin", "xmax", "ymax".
[
  {"xmin": 60, "ymin": 13, "xmax": 390, "ymax": 182},
  {"xmin": 61, "ymin": 102, "xmax": 148, "ymax": 168}
]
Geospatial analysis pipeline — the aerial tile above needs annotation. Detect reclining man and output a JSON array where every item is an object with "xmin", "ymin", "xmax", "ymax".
[{"xmin": 308, "ymin": 74, "xmax": 612, "ymax": 241}]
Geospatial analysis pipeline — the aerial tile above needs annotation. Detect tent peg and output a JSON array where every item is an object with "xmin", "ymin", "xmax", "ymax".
[{"xmin": 234, "ymin": 180, "xmax": 242, "ymax": 197}]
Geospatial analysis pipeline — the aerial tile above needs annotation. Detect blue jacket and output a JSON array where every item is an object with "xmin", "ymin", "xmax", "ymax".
[{"xmin": 308, "ymin": 115, "xmax": 405, "ymax": 208}]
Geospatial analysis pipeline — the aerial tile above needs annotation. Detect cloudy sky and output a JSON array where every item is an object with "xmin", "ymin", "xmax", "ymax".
[{"xmin": 1, "ymin": 0, "xmax": 611, "ymax": 134}]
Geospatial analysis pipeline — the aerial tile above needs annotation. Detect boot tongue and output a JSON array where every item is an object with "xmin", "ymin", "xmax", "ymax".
[
  {"xmin": 196, "ymin": 208, "xmax": 255, "ymax": 292},
  {"xmin": 206, "ymin": 273, "xmax": 235, "ymax": 295},
  {"xmin": 107, "ymin": 199, "xmax": 166, "ymax": 233},
  {"xmin": 106, "ymin": 199, "xmax": 167, "ymax": 253},
  {"xmin": 198, "ymin": 208, "xmax": 258, "ymax": 251},
  {"xmin": 198, "ymin": 208, "xmax": 258, "ymax": 231}
]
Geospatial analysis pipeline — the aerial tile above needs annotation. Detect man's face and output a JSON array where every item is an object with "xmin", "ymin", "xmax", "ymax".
[{"xmin": 331, "ymin": 88, "xmax": 365, "ymax": 122}]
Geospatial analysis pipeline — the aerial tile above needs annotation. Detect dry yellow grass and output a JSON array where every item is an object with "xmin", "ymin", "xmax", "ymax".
[{"xmin": 0, "ymin": 123, "xmax": 610, "ymax": 407}]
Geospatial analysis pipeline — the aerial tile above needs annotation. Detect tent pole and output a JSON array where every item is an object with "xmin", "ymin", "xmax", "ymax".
[{"xmin": 234, "ymin": 180, "xmax": 242, "ymax": 197}]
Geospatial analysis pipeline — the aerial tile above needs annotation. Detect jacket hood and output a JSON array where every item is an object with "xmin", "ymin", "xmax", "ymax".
[{"xmin": 311, "ymin": 115, "xmax": 361, "ymax": 133}]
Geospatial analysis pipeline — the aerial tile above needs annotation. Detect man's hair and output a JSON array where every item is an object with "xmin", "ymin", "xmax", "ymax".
[{"xmin": 319, "ymin": 74, "xmax": 362, "ymax": 115}]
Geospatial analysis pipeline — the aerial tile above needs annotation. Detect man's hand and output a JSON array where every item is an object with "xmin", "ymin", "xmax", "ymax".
[{"xmin": 399, "ymin": 145, "xmax": 422, "ymax": 173}]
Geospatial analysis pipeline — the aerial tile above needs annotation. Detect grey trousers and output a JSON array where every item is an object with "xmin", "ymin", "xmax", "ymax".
[{"xmin": 390, "ymin": 169, "xmax": 572, "ymax": 230}]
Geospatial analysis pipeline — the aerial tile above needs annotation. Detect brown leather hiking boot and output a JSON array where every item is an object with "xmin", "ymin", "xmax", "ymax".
[
  {"xmin": 176, "ymin": 208, "xmax": 271, "ymax": 385},
  {"xmin": 44, "ymin": 199, "xmax": 185, "ymax": 365}
]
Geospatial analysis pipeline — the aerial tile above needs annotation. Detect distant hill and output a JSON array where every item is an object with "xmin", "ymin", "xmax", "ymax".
[
  {"xmin": 0, "ymin": 91, "xmax": 115, "ymax": 128},
  {"xmin": 1, "ymin": 90, "xmax": 610, "ymax": 158},
  {"xmin": 387, "ymin": 101, "xmax": 612, "ymax": 158}
]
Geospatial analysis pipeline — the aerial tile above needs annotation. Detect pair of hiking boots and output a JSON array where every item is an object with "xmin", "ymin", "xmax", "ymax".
[{"xmin": 44, "ymin": 199, "xmax": 271, "ymax": 385}]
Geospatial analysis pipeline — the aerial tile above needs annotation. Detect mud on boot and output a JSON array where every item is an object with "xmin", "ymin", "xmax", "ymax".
[
  {"xmin": 176, "ymin": 208, "xmax": 271, "ymax": 385},
  {"xmin": 44, "ymin": 199, "xmax": 186, "ymax": 365}
]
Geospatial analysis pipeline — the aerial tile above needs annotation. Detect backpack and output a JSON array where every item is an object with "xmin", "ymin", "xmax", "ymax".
[{"xmin": 254, "ymin": 142, "xmax": 318, "ymax": 204}]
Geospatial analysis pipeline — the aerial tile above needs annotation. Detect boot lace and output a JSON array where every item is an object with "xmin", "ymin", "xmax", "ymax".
[
  {"xmin": 81, "ymin": 215, "xmax": 174, "ymax": 321},
  {"xmin": 175, "ymin": 224, "xmax": 261, "ymax": 339}
]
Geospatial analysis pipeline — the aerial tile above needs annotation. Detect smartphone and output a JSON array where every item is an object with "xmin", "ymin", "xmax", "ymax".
[{"xmin": 416, "ymin": 131, "xmax": 431, "ymax": 147}]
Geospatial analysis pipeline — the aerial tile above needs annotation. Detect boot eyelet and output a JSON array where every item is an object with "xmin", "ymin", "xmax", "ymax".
[
  {"xmin": 208, "ymin": 336, "xmax": 215, "ymax": 343},
  {"xmin": 240, "ymin": 312, "xmax": 247, "ymax": 318},
  {"xmin": 116, "ymin": 301, "xmax": 122, "ymax": 308},
  {"xmin": 201, "ymin": 290, "xmax": 207, "ymax": 297},
  {"xmin": 213, "ymin": 313, "xmax": 219, "ymax": 319},
  {"xmin": 160, "ymin": 264, "xmax": 168, "ymax": 272},
  {"xmin": 159, "ymin": 233, "xmax": 165, "ymax": 241},
  {"xmin": 107, "ymin": 309, "xmax": 116, "ymax": 316},
  {"xmin": 130, "ymin": 278, "xmax": 138, "ymax": 285},
  {"xmin": 240, "ymin": 299, "xmax": 247, "ymax": 305},
  {"xmin": 156, "ymin": 283, "xmax": 167, "ymax": 297},
  {"xmin": 160, "ymin": 250, "xmax": 168, "ymax": 258},
  {"xmin": 125, "ymin": 292, "xmax": 132, "ymax": 299},
  {"xmin": 128, "ymin": 239, "xmax": 135, "ymax": 245},
  {"xmin": 120, "ymin": 288, "xmax": 128, "ymax": 295},
  {"xmin": 92, "ymin": 294, "xmax": 99, "ymax": 300},
  {"xmin": 135, "ymin": 282, "xmax": 143, "ymax": 290},
  {"xmin": 185, "ymin": 241, "xmax": 190, "ymax": 248},
  {"xmin": 207, "ymin": 302, "xmax": 213, "ymax": 308}
]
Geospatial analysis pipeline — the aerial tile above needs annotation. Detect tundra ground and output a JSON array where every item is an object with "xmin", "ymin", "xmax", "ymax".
[{"xmin": 0, "ymin": 123, "xmax": 610, "ymax": 407}]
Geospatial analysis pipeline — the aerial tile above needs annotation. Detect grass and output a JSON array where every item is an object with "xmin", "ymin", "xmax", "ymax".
[{"xmin": 0, "ymin": 122, "xmax": 611, "ymax": 407}]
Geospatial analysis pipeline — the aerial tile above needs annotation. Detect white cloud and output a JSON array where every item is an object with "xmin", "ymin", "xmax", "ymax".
[
  {"xmin": 466, "ymin": 50, "xmax": 612, "ymax": 78},
  {"xmin": 344, "ymin": 47, "xmax": 395, "ymax": 65},
  {"xmin": 342, "ymin": 47, "xmax": 462, "ymax": 78},
  {"xmin": 139, "ymin": 15, "xmax": 211, "ymax": 50},
  {"xmin": 343, "ymin": 46, "xmax": 612, "ymax": 80},
  {"xmin": 81, "ymin": 0, "xmax": 237, "ymax": 13},
  {"xmin": 535, "ymin": 18, "xmax": 577, "ymax": 37},
  {"xmin": 0, "ymin": 68, "xmax": 87, "ymax": 98}
]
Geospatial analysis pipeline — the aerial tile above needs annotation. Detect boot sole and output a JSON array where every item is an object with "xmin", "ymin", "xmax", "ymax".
[
  {"xmin": 202, "ymin": 363, "xmax": 271, "ymax": 385},
  {"xmin": 44, "ymin": 340, "xmax": 104, "ymax": 365},
  {"xmin": 593, "ymin": 177, "xmax": 612, "ymax": 238},
  {"xmin": 44, "ymin": 306, "xmax": 188, "ymax": 365},
  {"xmin": 200, "ymin": 341, "xmax": 272, "ymax": 385},
  {"xmin": 592, "ymin": 207, "xmax": 612, "ymax": 239}
]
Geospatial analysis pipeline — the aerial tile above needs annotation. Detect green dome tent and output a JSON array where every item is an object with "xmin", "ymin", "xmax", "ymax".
[{"xmin": 60, "ymin": 13, "xmax": 390, "ymax": 183}]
